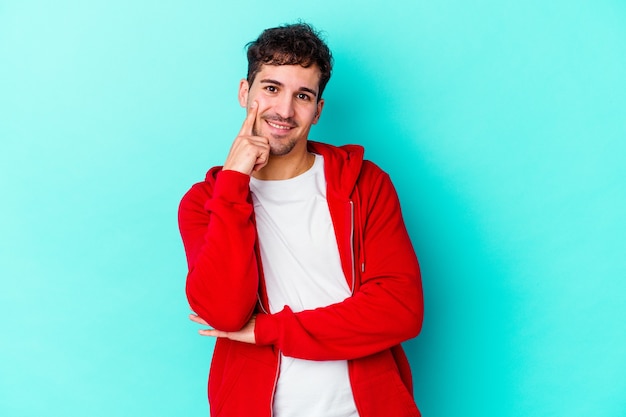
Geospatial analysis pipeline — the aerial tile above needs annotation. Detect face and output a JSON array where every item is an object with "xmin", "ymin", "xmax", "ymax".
[{"xmin": 238, "ymin": 64, "xmax": 325, "ymax": 156}]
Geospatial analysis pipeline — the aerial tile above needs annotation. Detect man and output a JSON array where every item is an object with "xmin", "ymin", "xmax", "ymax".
[{"xmin": 179, "ymin": 23, "xmax": 423, "ymax": 417}]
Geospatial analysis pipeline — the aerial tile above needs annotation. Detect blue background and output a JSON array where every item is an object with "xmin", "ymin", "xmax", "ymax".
[{"xmin": 1, "ymin": 1, "xmax": 625, "ymax": 416}]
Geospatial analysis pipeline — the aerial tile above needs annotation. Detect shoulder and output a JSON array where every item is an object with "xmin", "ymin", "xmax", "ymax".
[
  {"xmin": 355, "ymin": 160, "xmax": 403, "ymax": 216},
  {"xmin": 357, "ymin": 159, "xmax": 391, "ymax": 188},
  {"xmin": 179, "ymin": 166, "xmax": 222, "ymax": 211}
]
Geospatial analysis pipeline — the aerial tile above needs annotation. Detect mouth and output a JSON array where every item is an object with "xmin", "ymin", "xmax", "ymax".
[{"xmin": 264, "ymin": 118, "xmax": 296, "ymax": 132}]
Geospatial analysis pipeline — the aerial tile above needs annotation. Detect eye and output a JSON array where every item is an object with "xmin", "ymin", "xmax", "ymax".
[
  {"xmin": 297, "ymin": 93, "xmax": 312, "ymax": 101},
  {"xmin": 265, "ymin": 85, "xmax": 278, "ymax": 93}
]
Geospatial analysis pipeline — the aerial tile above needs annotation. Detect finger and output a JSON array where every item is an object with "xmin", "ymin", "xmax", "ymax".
[
  {"xmin": 238, "ymin": 100, "xmax": 258, "ymax": 136},
  {"xmin": 199, "ymin": 329, "xmax": 226, "ymax": 338},
  {"xmin": 189, "ymin": 313, "xmax": 209, "ymax": 326},
  {"xmin": 252, "ymin": 147, "xmax": 270, "ymax": 172}
]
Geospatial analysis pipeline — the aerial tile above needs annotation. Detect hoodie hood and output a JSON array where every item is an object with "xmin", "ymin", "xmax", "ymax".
[{"xmin": 308, "ymin": 141, "xmax": 364, "ymax": 200}]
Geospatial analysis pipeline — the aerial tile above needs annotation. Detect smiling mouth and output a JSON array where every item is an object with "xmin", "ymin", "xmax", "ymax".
[
  {"xmin": 264, "ymin": 117, "xmax": 296, "ymax": 131},
  {"xmin": 267, "ymin": 121, "xmax": 291, "ymax": 130}
]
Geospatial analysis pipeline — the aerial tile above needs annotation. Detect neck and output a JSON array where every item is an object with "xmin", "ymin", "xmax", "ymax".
[{"xmin": 252, "ymin": 148, "xmax": 315, "ymax": 181}]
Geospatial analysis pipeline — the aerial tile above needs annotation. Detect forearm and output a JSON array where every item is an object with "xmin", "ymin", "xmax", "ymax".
[{"xmin": 254, "ymin": 263, "xmax": 422, "ymax": 360}]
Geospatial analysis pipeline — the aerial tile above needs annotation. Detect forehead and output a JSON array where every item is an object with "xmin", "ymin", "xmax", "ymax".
[{"xmin": 253, "ymin": 64, "xmax": 321, "ymax": 92}]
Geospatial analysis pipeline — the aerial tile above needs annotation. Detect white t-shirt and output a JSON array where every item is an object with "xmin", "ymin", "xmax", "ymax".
[{"xmin": 250, "ymin": 154, "xmax": 359, "ymax": 417}]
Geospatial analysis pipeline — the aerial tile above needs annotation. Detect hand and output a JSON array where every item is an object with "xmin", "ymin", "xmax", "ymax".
[
  {"xmin": 223, "ymin": 101, "xmax": 270, "ymax": 175},
  {"xmin": 189, "ymin": 313, "xmax": 257, "ymax": 344}
]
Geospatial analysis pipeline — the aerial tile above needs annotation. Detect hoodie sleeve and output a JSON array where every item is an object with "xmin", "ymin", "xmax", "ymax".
[
  {"xmin": 178, "ymin": 169, "xmax": 259, "ymax": 332},
  {"xmin": 254, "ymin": 166, "xmax": 423, "ymax": 360}
]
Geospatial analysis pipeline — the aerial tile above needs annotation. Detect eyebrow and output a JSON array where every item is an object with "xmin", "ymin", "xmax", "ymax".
[{"xmin": 259, "ymin": 78, "xmax": 318, "ymax": 98}]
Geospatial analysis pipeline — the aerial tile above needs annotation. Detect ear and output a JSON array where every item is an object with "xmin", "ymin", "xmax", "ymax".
[
  {"xmin": 238, "ymin": 79, "xmax": 249, "ymax": 108},
  {"xmin": 312, "ymin": 98, "xmax": 325, "ymax": 124}
]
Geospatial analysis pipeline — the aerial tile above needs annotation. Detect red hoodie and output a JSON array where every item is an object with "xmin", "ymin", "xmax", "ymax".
[{"xmin": 179, "ymin": 141, "xmax": 423, "ymax": 416}]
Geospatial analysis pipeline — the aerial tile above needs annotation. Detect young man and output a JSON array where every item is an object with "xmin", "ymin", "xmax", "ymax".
[{"xmin": 179, "ymin": 23, "xmax": 423, "ymax": 417}]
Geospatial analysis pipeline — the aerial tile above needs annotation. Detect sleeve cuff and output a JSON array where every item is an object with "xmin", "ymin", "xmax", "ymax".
[
  {"xmin": 211, "ymin": 170, "xmax": 251, "ymax": 204},
  {"xmin": 255, "ymin": 310, "xmax": 283, "ymax": 346}
]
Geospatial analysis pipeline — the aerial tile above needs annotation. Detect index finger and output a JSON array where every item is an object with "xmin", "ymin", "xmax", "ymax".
[
  {"xmin": 189, "ymin": 313, "xmax": 209, "ymax": 326},
  {"xmin": 238, "ymin": 101, "xmax": 258, "ymax": 136}
]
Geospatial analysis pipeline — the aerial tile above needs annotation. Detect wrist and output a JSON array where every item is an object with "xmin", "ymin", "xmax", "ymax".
[
  {"xmin": 254, "ymin": 313, "xmax": 280, "ymax": 346},
  {"xmin": 213, "ymin": 169, "xmax": 251, "ymax": 201}
]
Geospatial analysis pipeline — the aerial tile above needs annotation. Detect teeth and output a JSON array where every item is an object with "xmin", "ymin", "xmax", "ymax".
[{"xmin": 268, "ymin": 121, "xmax": 291, "ymax": 130}]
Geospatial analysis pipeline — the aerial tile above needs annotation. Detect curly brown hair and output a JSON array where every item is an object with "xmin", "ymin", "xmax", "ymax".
[{"xmin": 246, "ymin": 23, "xmax": 333, "ymax": 100}]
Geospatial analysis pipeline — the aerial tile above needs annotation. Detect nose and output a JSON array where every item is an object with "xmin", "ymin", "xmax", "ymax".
[{"xmin": 274, "ymin": 93, "xmax": 295, "ymax": 119}]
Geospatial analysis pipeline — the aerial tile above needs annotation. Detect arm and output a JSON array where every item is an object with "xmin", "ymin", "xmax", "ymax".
[
  {"xmin": 255, "ymin": 170, "xmax": 423, "ymax": 360},
  {"xmin": 179, "ymin": 101, "xmax": 270, "ymax": 332},
  {"xmin": 179, "ymin": 170, "xmax": 259, "ymax": 331}
]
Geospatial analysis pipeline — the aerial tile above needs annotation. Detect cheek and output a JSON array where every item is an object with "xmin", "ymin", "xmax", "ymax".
[
  {"xmin": 306, "ymin": 107, "xmax": 320, "ymax": 123},
  {"xmin": 250, "ymin": 95, "xmax": 271, "ymax": 113}
]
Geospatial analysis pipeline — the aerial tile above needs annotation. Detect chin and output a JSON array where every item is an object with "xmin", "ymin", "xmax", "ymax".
[{"xmin": 269, "ymin": 138, "xmax": 298, "ymax": 156}]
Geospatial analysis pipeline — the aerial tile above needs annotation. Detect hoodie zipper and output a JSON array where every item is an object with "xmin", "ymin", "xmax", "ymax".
[
  {"xmin": 349, "ymin": 200, "xmax": 356, "ymax": 294},
  {"xmin": 257, "ymin": 289, "xmax": 280, "ymax": 417},
  {"xmin": 269, "ymin": 351, "xmax": 281, "ymax": 417},
  {"xmin": 257, "ymin": 293, "xmax": 268, "ymax": 314}
]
